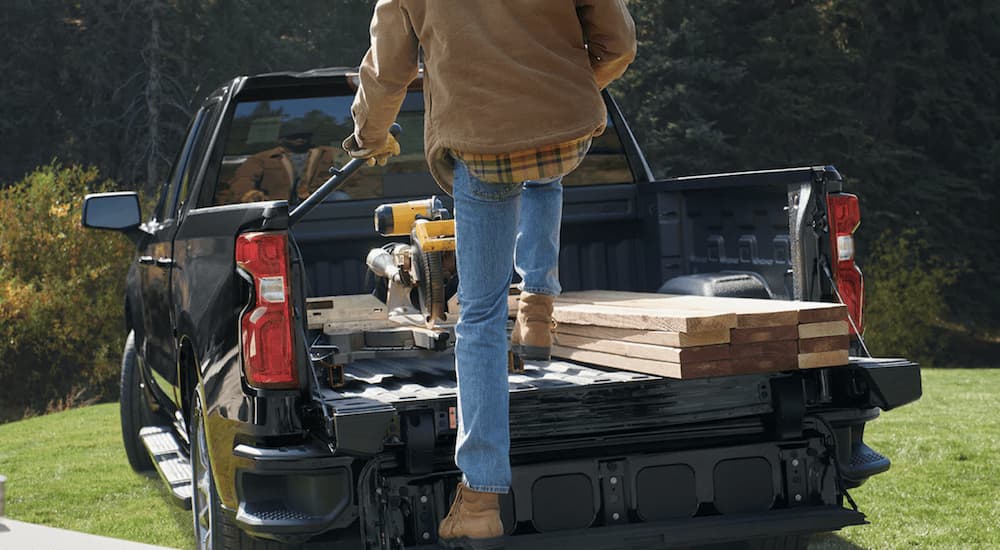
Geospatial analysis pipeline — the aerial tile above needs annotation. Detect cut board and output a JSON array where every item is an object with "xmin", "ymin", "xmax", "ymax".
[
  {"xmin": 799, "ymin": 335, "xmax": 851, "ymax": 354},
  {"xmin": 799, "ymin": 321, "xmax": 849, "ymax": 339},
  {"xmin": 798, "ymin": 350, "xmax": 850, "ymax": 369},
  {"xmin": 553, "ymin": 333, "xmax": 730, "ymax": 362},
  {"xmin": 730, "ymin": 325, "xmax": 798, "ymax": 345},
  {"xmin": 555, "ymin": 323, "xmax": 731, "ymax": 347},
  {"xmin": 558, "ymin": 290, "xmax": 846, "ymax": 327},
  {"xmin": 552, "ymin": 346, "xmax": 797, "ymax": 379},
  {"xmin": 552, "ymin": 302, "xmax": 736, "ymax": 333},
  {"xmin": 557, "ymin": 291, "xmax": 797, "ymax": 328},
  {"xmin": 731, "ymin": 339, "xmax": 798, "ymax": 357},
  {"xmin": 793, "ymin": 302, "xmax": 849, "ymax": 324},
  {"xmin": 548, "ymin": 290, "xmax": 853, "ymax": 377}
]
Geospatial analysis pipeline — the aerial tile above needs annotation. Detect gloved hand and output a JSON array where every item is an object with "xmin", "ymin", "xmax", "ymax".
[{"xmin": 342, "ymin": 131, "xmax": 401, "ymax": 167}]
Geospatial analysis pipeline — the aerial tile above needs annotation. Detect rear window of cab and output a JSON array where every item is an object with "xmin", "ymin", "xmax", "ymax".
[{"xmin": 209, "ymin": 92, "xmax": 632, "ymax": 206}]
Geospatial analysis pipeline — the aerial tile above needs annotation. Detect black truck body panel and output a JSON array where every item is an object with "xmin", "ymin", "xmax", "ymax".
[{"xmin": 93, "ymin": 68, "xmax": 922, "ymax": 549}]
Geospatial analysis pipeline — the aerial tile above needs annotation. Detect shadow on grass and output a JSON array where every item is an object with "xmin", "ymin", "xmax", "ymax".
[
  {"xmin": 143, "ymin": 471, "xmax": 195, "ymax": 549},
  {"xmin": 809, "ymin": 533, "xmax": 867, "ymax": 550}
]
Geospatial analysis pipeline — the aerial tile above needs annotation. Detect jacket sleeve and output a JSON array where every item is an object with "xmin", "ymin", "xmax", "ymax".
[
  {"xmin": 352, "ymin": 0, "xmax": 420, "ymax": 150},
  {"xmin": 576, "ymin": 0, "xmax": 637, "ymax": 90}
]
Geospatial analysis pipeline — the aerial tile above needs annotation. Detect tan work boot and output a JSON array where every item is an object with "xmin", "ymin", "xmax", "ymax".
[
  {"xmin": 438, "ymin": 483, "xmax": 504, "ymax": 548},
  {"xmin": 511, "ymin": 292, "xmax": 555, "ymax": 360}
]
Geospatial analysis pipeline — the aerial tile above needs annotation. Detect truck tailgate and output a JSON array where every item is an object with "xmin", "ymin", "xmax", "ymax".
[{"xmin": 315, "ymin": 355, "xmax": 776, "ymax": 456}]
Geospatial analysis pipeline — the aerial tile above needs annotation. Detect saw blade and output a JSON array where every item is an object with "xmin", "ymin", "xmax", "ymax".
[{"xmin": 414, "ymin": 246, "xmax": 447, "ymax": 327}]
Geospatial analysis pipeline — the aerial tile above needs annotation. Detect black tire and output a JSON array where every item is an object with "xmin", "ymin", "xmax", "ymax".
[
  {"xmin": 120, "ymin": 330, "xmax": 154, "ymax": 472},
  {"xmin": 192, "ymin": 391, "xmax": 295, "ymax": 550}
]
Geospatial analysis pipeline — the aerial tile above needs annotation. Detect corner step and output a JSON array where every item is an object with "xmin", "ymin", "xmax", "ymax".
[
  {"xmin": 841, "ymin": 441, "xmax": 891, "ymax": 483},
  {"xmin": 140, "ymin": 426, "xmax": 193, "ymax": 509}
]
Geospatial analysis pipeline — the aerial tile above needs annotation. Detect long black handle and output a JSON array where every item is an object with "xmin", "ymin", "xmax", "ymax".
[{"xmin": 289, "ymin": 124, "xmax": 401, "ymax": 227}]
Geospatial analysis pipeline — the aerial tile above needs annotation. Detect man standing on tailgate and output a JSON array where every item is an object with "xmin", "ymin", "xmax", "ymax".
[{"xmin": 343, "ymin": 1, "xmax": 636, "ymax": 546}]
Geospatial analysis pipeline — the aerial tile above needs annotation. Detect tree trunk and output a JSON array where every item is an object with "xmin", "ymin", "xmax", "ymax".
[{"xmin": 145, "ymin": 0, "xmax": 162, "ymax": 188}]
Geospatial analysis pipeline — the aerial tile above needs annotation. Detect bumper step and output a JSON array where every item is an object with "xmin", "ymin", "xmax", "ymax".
[
  {"xmin": 842, "ymin": 442, "xmax": 891, "ymax": 483},
  {"xmin": 140, "ymin": 426, "xmax": 192, "ymax": 509}
]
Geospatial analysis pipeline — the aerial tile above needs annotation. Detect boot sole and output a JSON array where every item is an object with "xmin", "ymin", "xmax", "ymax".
[
  {"xmin": 438, "ymin": 535, "xmax": 506, "ymax": 550},
  {"xmin": 512, "ymin": 345, "xmax": 551, "ymax": 361}
]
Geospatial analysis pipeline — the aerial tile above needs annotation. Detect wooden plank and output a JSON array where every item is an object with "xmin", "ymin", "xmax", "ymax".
[
  {"xmin": 553, "ymin": 346, "xmax": 681, "ymax": 377},
  {"xmin": 560, "ymin": 290, "xmax": 846, "ymax": 328},
  {"xmin": 552, "ymin": 346, "xmax": 797, "ymax": 379},
  {"xmin": 798, "ymin": 321, "xmax": 849, "ymax": 339},
  {"xmin": 798, "ymin": 335, "xmax": 851, "ymax": 354},
  {"xmin": 798, "ymin": 350, "xmax": 850, "ymax": 369},
  {"xmin": 552, "ymin": 333, "xmax": 730, "ymax": 362},
  {"xmin": 552, "ymin": 302, "xmax": 736, "ymax": 333},
  {"xmin": 730, "ymin": 325, "xmax": 798, "ymax": 345},
  {"xmin": 555, "ymin": 323, "xmax": 731, "ymax": 347},
  {"xmin": 794, "ymin": 302, "xmax": 848, "ymax": 324},
  {"xmin": 731, "ymin": 340, "xmax": 798, "ymax": 357},
  {"xmin": 551, "ymin": 346, "xmax": 720, "ymax": 378},
  {"xmin": 558, "ymin": 291, "xmax": 797, "ymax": 328}
]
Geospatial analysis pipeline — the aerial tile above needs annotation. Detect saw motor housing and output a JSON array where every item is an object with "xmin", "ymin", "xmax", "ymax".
[{"xmin": 367, "ymin": 197, "xmax": 456, "ymax": 326}]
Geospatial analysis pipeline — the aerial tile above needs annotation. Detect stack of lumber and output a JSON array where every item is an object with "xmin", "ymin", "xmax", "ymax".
[{"xmin": 549, "ymin": 291, "xmax": 849, "ymax": 379}]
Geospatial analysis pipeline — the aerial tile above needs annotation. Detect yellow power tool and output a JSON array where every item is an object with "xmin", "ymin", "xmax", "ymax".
[{"xmin": 367, "ymin": 197, "xmax": 456, "ymax": 326}]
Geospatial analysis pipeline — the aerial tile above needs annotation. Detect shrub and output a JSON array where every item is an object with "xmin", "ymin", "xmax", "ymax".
[
  {"xmin": 0, "ymin": 164, "xmax": 133, "ymax": 421},
  {"xmin": 862, "ymin": 228, "xmax": 963, "ymax": 366}
]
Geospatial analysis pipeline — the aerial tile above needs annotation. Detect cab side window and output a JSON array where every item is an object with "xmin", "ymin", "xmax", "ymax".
[
  {"xmin": 175, "ymin": 99, "xmax": 223, "ymax": 216},
  {"xmin": 152, "ymin": 108, "xmax": 207, "ymax": 224}
]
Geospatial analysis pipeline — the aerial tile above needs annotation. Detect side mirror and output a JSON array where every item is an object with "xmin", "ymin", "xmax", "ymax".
[{"xmin": 82, "ymin": 192, "xmax": 141, "ymax": 231}]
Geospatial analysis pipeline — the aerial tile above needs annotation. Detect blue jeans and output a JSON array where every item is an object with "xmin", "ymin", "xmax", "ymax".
[{"xmin": 451, "ymin": 158, "xmax": 563, "ymax": 494}]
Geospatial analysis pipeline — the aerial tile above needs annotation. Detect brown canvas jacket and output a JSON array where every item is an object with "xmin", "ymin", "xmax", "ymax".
[{"xmin": 351, "ymin": 0, "xmax": 637, "ymax": 193}]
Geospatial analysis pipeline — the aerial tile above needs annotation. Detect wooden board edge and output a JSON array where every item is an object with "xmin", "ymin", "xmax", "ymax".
[
  {"xmin": 798, "ymin": 350, "xmax": 850, "ymax": 369},
  {"xmin": 798, "ymin": 321, "xmax": 849, "ymax": 339}
]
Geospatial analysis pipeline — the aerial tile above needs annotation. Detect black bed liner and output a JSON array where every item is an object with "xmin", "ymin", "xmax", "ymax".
[{"xmin": 314, "ymin": 353, "xmax": 778, "ymax": 453}]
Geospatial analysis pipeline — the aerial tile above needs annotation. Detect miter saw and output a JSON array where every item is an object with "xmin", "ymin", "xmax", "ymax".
[{"xmin": 366, "ymin": 197, "xmax": 457, "ymax": 328}]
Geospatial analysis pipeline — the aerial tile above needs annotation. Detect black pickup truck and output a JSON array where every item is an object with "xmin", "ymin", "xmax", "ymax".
[{"xmin": 83, "ymin": 68, "xmax": 921, "ymax": 550}]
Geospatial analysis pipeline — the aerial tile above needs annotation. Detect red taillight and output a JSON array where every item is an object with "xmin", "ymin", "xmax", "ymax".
[
  {"xmin": 236, "ymin": 231, "xmax": 297, "ymax": 389},
  {"xmin": 827, "ymin": 193, "xmax": 864, "ymax": 335}
]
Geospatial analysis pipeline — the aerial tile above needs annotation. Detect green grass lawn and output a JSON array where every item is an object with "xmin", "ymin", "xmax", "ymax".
[
  {"xmin": 0, "ymin": 402, "xmax": 194, "ymax": 549},
  {"xmin": 0, "ymin": 369, "xmax": 996, "ymax": 549}
]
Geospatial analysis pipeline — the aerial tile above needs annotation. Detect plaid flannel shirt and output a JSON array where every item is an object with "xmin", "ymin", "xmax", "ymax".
[{"xmin": 453, "ymin": 136, "xmax": 592, "ymax": 185}]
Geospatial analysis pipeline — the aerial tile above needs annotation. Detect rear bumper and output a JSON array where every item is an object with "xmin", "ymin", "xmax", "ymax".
[
  {"xmin": 412, "ymin": 506, "xmax": 865, "ymax": 550},
  {"xmin": 229, "ymin": 441, "xmax": 359, "ymax": 542},
  {"xmin": 848, "ymin": 357, "xmax": 922, "ymax": 411},
  {"xmin": 218, "ymin": 359, "xmax": 920, "ymax": 545}
]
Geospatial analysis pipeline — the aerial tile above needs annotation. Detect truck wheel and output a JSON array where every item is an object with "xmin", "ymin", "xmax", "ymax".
[
  {"xmin": 191, "ymin": 391, "xmax": 294, "ymax": 550},
  {"xmin": 120, "ymin": 330, "xmax": 154, "ymax": 472},
  {"xmin": 191, "ymin": 390, "xmax": 226, "ymax": 550}
]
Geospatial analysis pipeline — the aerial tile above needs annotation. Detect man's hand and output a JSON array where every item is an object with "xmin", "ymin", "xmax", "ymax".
[{"xmin": 342, "ymin": 132, "xmax": 401, "ymax": 167}]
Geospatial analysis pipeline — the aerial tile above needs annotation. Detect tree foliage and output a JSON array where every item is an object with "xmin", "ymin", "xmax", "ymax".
[
  {"xmin": 864, "ymin": 229, "xmax": 963, "ymax": 365},
  {"xmin": 616, "ymin": 0, "xmax": 1000, "ymax": 354},
  {"xmin": 0, "ymin": 0, "xmax": 375, "ymax": 191},
  {"xmin": 0, "ymin": 165, "xmax": 134, "ymax": 420}
]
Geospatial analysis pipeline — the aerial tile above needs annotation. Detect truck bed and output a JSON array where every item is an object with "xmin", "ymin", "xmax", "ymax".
[{"xmin": 315, "ymin": 353, "xmax": 777, "ymax": 457}]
